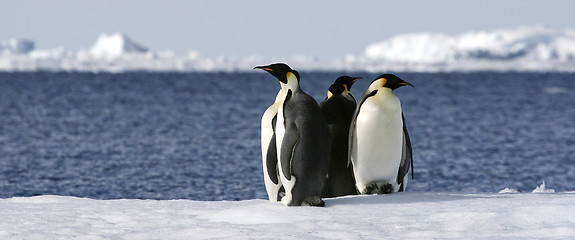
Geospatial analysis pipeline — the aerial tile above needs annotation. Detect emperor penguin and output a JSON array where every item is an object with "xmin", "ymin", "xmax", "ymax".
[
  {"xmin": 349, "ymin": 73, "xmax": 414, "ymax": 194},
  {"xmin": 254, "ymin": 63, "xmax": 330, "ymax": 207},
  {"xmin": 320, "ymin": 76, "xmax": 361, "ymax": 198}
]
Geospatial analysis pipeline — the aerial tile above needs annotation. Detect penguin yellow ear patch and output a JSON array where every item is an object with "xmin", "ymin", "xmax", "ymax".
[
  {"xmin": 327, "ymin": 91, "xmax": 333, "ymax": 98},
  {"xmin": 286, "ymin": 72, "xmax": 295, "ymax": 81},
  {"xmin": 379, "ymin": 78, "xmax": 388, "ymax": 87}
]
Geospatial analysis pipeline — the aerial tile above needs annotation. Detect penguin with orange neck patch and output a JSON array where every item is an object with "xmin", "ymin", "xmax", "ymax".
[{"xmin": 350, "ymin": 73, "xmax": 414, "ymax": 194}]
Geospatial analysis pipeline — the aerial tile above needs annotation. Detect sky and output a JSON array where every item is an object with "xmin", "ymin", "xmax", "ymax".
[{"xmin": 1, "ymin": 0, "xmax": 574, "ymax": 59}]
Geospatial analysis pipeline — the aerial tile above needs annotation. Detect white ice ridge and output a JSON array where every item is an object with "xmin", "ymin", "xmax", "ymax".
[
  {"xmin": 365, "ymin": 25, "xmax": 575, "ymax": 63},
  {"xmin": 499, "ymin": 181, "xmax": 556, "ymax": 194},
  {"xmin": 2, "ymin": 191, "xmax": 575, "ymax": 239},
  {"xmin": 2, "ymin": 26, "xmax": 575, "ymax": 72}
]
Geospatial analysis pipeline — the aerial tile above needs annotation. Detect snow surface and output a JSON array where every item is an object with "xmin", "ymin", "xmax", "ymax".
[
  {"xmin": 2, "ymin": 184, "xmax": 575, "ymax": 239},
  {"xmin": 1, "ymin": 26, "xmax": 575, "ymax": 72}
]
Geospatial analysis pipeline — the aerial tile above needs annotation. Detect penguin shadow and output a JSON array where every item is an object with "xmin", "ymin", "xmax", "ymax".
[{"xmin": 323, "ymin": 192, "xmax": 506, "ymax": 207}]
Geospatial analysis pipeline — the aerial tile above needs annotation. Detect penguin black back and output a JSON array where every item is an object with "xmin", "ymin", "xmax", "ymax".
[
  {"xmin": 320, "ymin": 76, "xmax": 360, "ymax": 197},
  {"xmin": 281, "ymin": 87, "xmax": 331, "ymax": 205},
  {"xmin": 255, "ymin": 63, "xmax": 331, "ymax": 207}
]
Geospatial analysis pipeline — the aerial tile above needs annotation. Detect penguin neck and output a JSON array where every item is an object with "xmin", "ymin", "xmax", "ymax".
[
  {"xmin": 274, "ymin": 74, "xmax": 300, "ymax": 103},
  {"xmin": 343, "ymin": 89, "xmax": 356, "ymax": 102},
  {"xmin": 274, "ymin": 87, "xmax": 290, "ymax": 103},
  {"xmin": 367, "ymin": 79, "xmax": 385, "ymax": 92},
  {"xmin": 375, "ymin": 87, "xmax": 396, "ymax": 99},
  {"xmin": 373, "ymin": 87, "xmax": 401, "ymax": 110},
  {"xmin": 280, "ymin": 74, "xmax": 301, "ymax": 94},
  {"xmin": 326, "ymin": 89, "xmax": 355, "ymax": 102},
  {"xmin": 379, "ymin": 87, "xmax": 393, "ymax": 94}
]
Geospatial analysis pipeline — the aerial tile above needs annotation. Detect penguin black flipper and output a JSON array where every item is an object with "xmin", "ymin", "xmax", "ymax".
[
  {"xmin": 266, "ymin": 115, "xmax": 280, "ymax": 185},
  {"xmin": 396, "ymin": 113, "xmax": 413, "ymax": 191},
  {"xmin": 279, "ymin": 90, "xmax": 298, "ymax": 181},
  {"xmin": 280, "ymin": 123, "xmax": 299, "ymax": 181},
  {"xmin": 403, "ymin": 114, "xmax": 414, "ymax": 180}
]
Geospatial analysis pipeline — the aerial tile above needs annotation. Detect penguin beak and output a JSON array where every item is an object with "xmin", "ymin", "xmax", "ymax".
[
  {"xmin": 348, "ymin": 77, "xmax": 361, "ymax": 88},
  {"xmin": 253, "ymin": 66, "xmax": 273, "ymax": 72},
  {"xmin": 399, "ymin": 81, "xmax": 414, "ymax": 87}
]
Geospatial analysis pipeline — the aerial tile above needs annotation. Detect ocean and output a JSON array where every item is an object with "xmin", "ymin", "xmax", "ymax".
[{"xmin": 1, "ymin": 71, "xmax": 574, "ymax": 200}]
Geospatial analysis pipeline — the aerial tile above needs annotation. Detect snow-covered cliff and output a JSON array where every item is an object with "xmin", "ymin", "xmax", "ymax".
[{"xmin": 365, "ymin": 25, "xmax": 575, "ymax": 64}]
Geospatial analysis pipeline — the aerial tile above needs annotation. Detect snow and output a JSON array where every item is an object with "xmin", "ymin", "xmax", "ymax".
[
  {"xmin": 2, "ymin": 183, "xmax": 575, "ymax": 239},
  {"xmin": 1, "ymin": 26, "xmax": 575, "ymax": 72},
  {"xmin": 532, "ymin": 181, "xmax": 556, "ymax": 193}
]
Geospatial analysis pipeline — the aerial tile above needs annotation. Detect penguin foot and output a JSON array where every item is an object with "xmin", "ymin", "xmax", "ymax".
[
  {"xmin": 301, "ymin": 196, "xmax": 325, "ymax": 207},
  {"xmin": 365, "ymin": 183, "xmax": 379, "ymax": 194},
  {"xmin": 363, "ymin": 183, "xmax": 394, "ymax": 194},
  {"xmin": 380, "ymin": 183, "xmax": 394, "ymax": 194},
  {"xmin": 277, "ymin": 187, "xmax": 286, "ymax": 202}
]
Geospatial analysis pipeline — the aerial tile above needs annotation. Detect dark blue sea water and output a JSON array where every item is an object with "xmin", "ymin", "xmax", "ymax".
[{"xmin": 1, "ymin": 71, "xmax": 574, "ymax": 200}]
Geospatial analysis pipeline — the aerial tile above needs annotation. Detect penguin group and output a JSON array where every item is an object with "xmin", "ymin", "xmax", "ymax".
[{"xmin": 255, "ymin": 63, "xmax": 413, "ymax": 207}]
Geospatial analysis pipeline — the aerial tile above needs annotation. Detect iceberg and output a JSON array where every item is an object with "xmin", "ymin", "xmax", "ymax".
[{"xmin": 90, "ymin": 33, "xmax": 149, "ymax": 58}]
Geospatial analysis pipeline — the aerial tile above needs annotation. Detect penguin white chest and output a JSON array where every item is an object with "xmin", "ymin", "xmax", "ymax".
[
  {"xmin": 260, "ymin": 102, "xmax": 282, "ymax": 202},
  {"xmin": 275, "ymin": 99, "xmax": 298, "ymax": 205},
  {"xmin": 352, "ymin": 89, "xmax": 403, "ymax": 190},
  {"xmin": 261, "ymin": 104, "xmax": 278, "ymax": 158},
  {"xmin": 275, "ymin": 104, "xmax": 286, "ymax": 158},
  {"xmin": 273, "ymin": 88, "xmax": 289, "ymax": 162}
]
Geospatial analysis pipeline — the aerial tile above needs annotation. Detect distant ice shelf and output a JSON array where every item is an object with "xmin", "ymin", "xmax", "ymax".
[{"xmin": 2, "ymin": 26, "xmax": 575, "ymax": 72}]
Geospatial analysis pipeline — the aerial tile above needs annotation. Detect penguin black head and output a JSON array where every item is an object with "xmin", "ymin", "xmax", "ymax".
[
  {"xmin": 328, "ymin": 76, "xmax": 361, "ymax": 98},
  {"xmin": 329, "ymin": 76, "xmax": 361, "ymax": 95},
  {"xmin": 373, "ymin": 73, "xmax": 414, "ymax": 90},
  {"xmin": 254, "ymin": 63, "xmax": 300, "ymax": 84}
]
